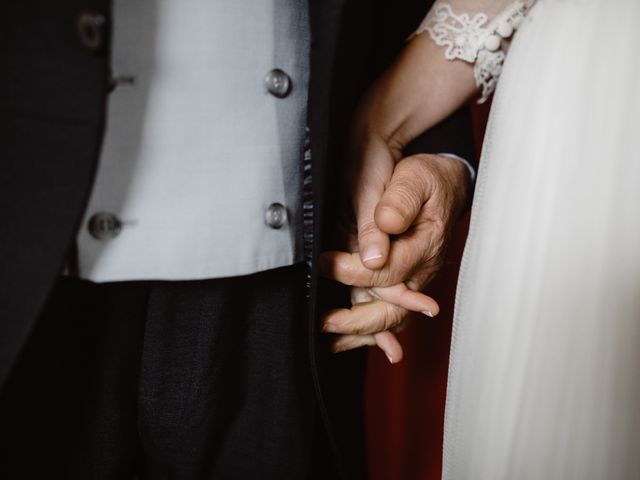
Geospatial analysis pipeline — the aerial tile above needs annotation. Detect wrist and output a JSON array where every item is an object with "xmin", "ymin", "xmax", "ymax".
[{"xmin": 422, "ymin": 153, "xmax": 472, "ymax": 218}]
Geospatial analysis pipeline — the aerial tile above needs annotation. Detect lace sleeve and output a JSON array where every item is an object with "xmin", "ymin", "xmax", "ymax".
[{"xmin": 413, "ymin": 0, "xmax": 536, "ymax": 103}]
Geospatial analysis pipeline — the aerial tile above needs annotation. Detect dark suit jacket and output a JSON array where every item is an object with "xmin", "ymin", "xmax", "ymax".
[{"xmin": 0, "ymin": 0, "xmax": 474, "ymax": 478}]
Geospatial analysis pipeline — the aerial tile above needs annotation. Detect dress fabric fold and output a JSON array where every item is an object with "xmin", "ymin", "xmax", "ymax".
[{"xmin": 443, "ymin": 1, "xmax": 640, "ymax": 478}]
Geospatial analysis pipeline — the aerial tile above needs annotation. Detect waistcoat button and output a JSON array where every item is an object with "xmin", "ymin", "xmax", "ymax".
[
  {"xmin": 77, "ymin": 12, "xmax": 108, "ymax": 52},
  {"xmin": 107, "ymin": 72, "xmax": 136, "ymax": 93},
  {"xmin": 264, "ymin": 69, "xmax": 291, "ymax": 98},
  {"xmin": 265, "ymin": 203, "xmax": 288, "ymax": 229},
  {"xmin": 88, "ymin": 212, "xmax": 122, "ymax": 240}
]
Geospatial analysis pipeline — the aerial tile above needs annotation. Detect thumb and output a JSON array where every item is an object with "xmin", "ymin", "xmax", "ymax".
[
  {"xmin": 374, "ymin": 156, "xmax": 433, "ymax": 235},
  {"xmin": 353, "ymin": 137, "xmax": 396, "ymax": 269}
]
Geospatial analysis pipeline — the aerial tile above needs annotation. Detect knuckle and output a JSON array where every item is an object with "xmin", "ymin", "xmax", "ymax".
[
  {"xmin": 420, "ymin": 214, "xmax": 447, "ymax": 241},
  {"xmin": 381, "ymin": 303, "xmax": 404, "ymax": 331},
  {"xmin": 422, "ymin": 236, "xmax": 446, "ymax": 266},
  {"xmin": 353, "ymin": 304, "xmax": 389, "ymax": 335},
  {"xmin": 387, "ymin": 135, "xmax": 405, "ymax": 157},
  {"xmin": 349, "ymin": 319, "xmax": 369, "ymax": 335},
  {"xmin": 411, "ymin": 264, "xmax": 439, "ymax": 291},
  {"xmin": 358, "ymin": 220, "xmax": 380, "ymax": 240},
  {"xmin": 348, "ymin": 308, "xmax": 371, "ymax": 335},
  {"xmin": 371, "ymin": 268, "xmax": 394, "ymax": 287},
  {"xmin": 405, "ymin": 278, "xmax": 421, "ymax": 292}
]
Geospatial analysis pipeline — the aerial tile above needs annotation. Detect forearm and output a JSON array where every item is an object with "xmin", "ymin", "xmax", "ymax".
[
  {"xmin": 353, "ymin": 33, "xmax": 478, "ymax": 156},
  {"xmin": 355, "ymin": 0, "xmax": 536, "ymax": 156}
]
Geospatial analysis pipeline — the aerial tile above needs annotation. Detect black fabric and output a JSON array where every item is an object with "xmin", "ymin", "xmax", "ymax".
[
  {"xmin": 0, "ymin": 0, "xmax": 110, "ymax": 387},
  {"xmin": 0, "ymin": 264, "xmax": 317, "ymax": 479}
]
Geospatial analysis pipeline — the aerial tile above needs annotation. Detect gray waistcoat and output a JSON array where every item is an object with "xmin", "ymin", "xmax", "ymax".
[{"xmin": 76, "ymin": 0, "xmax": 310, "ymax": 281}]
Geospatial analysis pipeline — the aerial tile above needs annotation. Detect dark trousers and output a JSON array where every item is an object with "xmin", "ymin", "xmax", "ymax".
[{"xmin": 0, "ymin": 263, "xmax": 319, "ymax": 479}]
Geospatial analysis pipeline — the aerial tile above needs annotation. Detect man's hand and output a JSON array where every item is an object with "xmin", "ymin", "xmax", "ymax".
[
  {"xmin": 321, "ymin": 152, "xmax": 471, "ymax": 361},
  {"xmin": 339, "ymin": 152, "xmax": 471, "ymax": 286}
]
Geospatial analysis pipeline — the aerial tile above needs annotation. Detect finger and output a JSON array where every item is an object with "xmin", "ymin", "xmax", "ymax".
[
  {"xmin": 353, "ymin": 138, "xmax": 395, "ymax": 269},
  {"xmin": 367, "ymin": 283, "xmax": 439, "ymax": 317},
  {"xmin": 351, "ymin": 286, "xmax": 374, "ymax": 305},
  {"xmin": 357, "ymin": 218, "xmax": 389, "ymax": 270},
  {"xmin": 374, "ymin": 331, "xmax": 404, "ymax": 364},
  {"xmin": 332, "ymin": 334, "xmax": 377, "ymax": 353},
  {"xmin": 322, "ymin": 300, "xmax": 407, "ymax": 335},
  {"xmin": 320, "ymin": 250, "xmax": 372, "ymax": 285},
  {"xmin": 331, "ymin": 331, "xmax": 404, "ymax": 364},
  {"xmin": 320, "ymin": 237, "xmax": 440, "ymax": 288},
  {"xmin": 375, "ymin": 156, "xmax": 433, "ymax": 235}
]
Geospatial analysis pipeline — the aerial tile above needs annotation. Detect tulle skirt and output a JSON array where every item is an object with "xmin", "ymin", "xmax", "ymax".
[{"xmin": 443, "ymin": 1, "xmax": 640, "ymax": 478}]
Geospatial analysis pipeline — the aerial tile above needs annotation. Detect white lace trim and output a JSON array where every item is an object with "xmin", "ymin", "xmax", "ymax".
[{"xmin": 414, "ymin": 1, "xmax": 533, "ymax": 103}]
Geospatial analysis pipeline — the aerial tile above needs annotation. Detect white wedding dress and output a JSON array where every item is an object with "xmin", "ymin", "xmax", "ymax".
[{"xmin": 418, "ymin": 1, "xmax": 640, "ymax": 478}]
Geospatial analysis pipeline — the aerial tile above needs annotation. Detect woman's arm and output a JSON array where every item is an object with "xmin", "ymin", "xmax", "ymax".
[{"xmin": 355, "ymin": 0, "xmax": 534, "ymax": 154}]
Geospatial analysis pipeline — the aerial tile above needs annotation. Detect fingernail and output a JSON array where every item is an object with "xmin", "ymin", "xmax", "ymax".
[
  {"xmin": 323, "ymin": 323, "xmax": 338, "ymax": 333},
  {"xmin": 422, "ymin": 310, "xmax": 435, "ymax": 318},
  {"xmin": 386, "ymin": 353, "xmax": 394, "ymax": 364},
  {"xmin": 406, "ymin": 280, "xmax": 420, "ymax": 291},
  {"xmin": 362, "ymin": 247, "xmax": 383, "ymax": 264}
]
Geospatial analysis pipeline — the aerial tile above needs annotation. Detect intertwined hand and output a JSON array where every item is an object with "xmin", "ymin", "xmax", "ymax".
[{"xmin": 321, "ymin": 145, "xmax": 470, "ymax": 362}]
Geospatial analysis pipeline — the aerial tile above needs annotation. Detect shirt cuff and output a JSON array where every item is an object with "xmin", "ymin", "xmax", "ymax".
[{"xmin": 439, "ymin": 153, "xmax": 477, "ymax": 183}]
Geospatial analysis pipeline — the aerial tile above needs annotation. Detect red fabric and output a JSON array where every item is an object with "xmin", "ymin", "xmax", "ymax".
[{"xmin": 365, "ymin": 104, "xmax": 490, "ymax": 480}]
